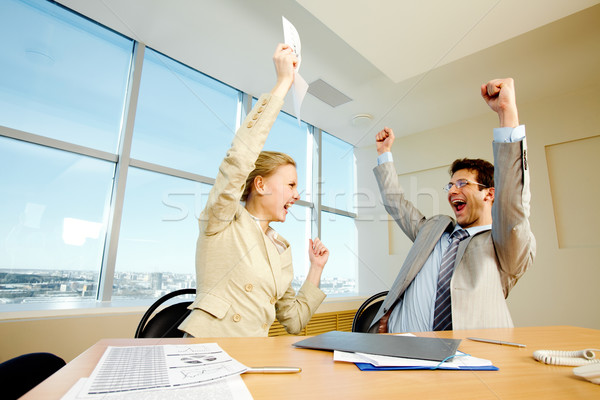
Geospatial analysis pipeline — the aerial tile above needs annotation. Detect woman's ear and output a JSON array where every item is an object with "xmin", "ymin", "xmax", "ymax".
[{"xmin": 253, "ymin": 175, "xmax": 265, "ymax": 195}]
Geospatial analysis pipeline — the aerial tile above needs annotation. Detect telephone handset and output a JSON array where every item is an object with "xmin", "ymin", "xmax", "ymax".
[{"xmin": 533, "ymin": 349, "xmax": 600, "ymax": 385}]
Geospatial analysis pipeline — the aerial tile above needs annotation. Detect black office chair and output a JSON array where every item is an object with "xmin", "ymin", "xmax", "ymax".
[
  {"xmin": 0, "ymin": 352, "xmax": 66, "ymax": 399},
  {"xmin": 352, "ymin": 290, "xmax": 388, "ymax": 333},
  {"xmin": 135, "ymin": 288, "xmax": 196, "ymax": 338}
]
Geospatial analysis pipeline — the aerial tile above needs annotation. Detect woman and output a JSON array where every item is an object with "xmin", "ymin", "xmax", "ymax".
[{"xmin": 179, "ymin": 44, "xmax": 329, "ymax": 337}]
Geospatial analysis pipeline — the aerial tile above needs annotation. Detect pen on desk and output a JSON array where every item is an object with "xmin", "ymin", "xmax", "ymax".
[
  {"xmin": 245, "ymin": 367, "xmax": 302, "ymax": 374},
  {"xmin": 467, "ymin": 337, "xmax": 526, "ymax": 348}
]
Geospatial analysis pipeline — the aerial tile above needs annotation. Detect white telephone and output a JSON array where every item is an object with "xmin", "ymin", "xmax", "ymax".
[{"xmin": 533, "ymin": 349, "xmax": 600, "ymax": 385}]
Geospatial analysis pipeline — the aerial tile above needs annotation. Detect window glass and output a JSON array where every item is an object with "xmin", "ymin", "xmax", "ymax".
[
  {"xmin": 114, "ymin": 167, "xmax": 209, "ymax": 299},
  {"xmin": 131, "ymin": 48, "xmax": 239, "ymax": 177},
  {"xmin": 321, "ymin": 132, "xmax": 355, "ymax": 212},
  {"xmin": 253, "ymin": 99, "xmax": 309, "ymax": 200},
  {"xmin": 0, "ymin": 0, "xmax": 133, "ymax": 153},
  {"xmin": 319, "ymin": 211, "xmax": 358, "ymax": 296},
  {"xmin": 0, "ymin": 136, "xmax": 115, "ymax": 305},
  {"xmin": 271, "ymin": 205, "xmax": 311, "ymax": 292}
]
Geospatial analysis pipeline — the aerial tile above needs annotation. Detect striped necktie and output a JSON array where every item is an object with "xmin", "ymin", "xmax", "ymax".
[{"xmin": 432, "ymin": 229, "xmax": 469, "ymax": 331}]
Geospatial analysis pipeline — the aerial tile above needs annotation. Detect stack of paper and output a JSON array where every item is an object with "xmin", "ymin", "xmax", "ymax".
[
  {"xmin": 293, "ymin": 331, "xmax": 496, "ymax": 371},
  {"xmin": 62, "ymin": 343, "xmax": 253, "ymax": 399},
  {"xmin": 332, "ymin": 333, "xmax": 498, "ymax": 371},
  {"xmin": 334, "ymin": 350, "xmax": 498, "ymax": 371}
]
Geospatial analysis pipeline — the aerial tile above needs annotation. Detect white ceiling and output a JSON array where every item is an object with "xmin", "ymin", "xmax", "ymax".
[
  {"xmin": 56, "ymin": 0, "xmax": 600, "ymax": 148},
  {"xmin": 297, "ymin": 0, "xmax": 599, "ymax": 83}
]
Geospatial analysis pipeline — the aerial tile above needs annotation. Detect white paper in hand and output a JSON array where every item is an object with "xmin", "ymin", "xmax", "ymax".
[{"xmin": 282, "ymin": 16, "xmax": 307, "ymax": 126}]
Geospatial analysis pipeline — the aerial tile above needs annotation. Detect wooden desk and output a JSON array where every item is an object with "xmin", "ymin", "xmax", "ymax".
[{"xmin": 23, "ymin": 326, "xmax": 600, "ymax": 399}]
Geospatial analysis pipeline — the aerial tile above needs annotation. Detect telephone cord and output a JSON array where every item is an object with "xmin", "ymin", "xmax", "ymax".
[{"xmin": 533, "ymin": 349, "xmax": 600, "ymax": 366}]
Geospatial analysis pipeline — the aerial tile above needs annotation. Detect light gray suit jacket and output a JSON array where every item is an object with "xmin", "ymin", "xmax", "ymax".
[{"xmin": 369, "ymin": 139, "xmax": 536, "ymax": 332}]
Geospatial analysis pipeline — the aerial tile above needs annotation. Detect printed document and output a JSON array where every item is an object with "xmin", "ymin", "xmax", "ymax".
[
  {"xmin": 282, "ymin": 16, "xmax": 308, "ymax": 126},
  {"xmin": 64, "ymin": 343, "xmax": 248, "ymax": 398}
]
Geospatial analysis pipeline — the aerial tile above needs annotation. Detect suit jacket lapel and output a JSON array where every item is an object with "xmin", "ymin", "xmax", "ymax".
[
  {"xmin": 455, "ymin": 227, "xmax": 490, "ymax": 268},
  {"xmin": 382, "ymin": 217, "xmax": 454, "ymax": 312},
  {"xmin": 261, "ymin": 226, "xmax": 292, "ymax": 298},
  {"xmin": 260, "ymin": 230, "xmax": 280, "ymax": 289},
  {"xmin": 241, "ymin": 209, "xmax": 281, "ymax": 293}
]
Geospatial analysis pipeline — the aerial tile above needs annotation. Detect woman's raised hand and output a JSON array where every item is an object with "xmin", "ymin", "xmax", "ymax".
[{"xmin": 271, "ymin": 43, "xmax": 297, "ymax": 99}]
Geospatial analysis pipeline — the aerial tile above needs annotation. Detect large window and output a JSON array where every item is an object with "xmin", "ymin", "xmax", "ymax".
[
  {"xmin": 131, "ymin": 48, "xmax": 239, "ymax": 177},
  {"xmin": 0, "ymin": 0, "xmax": 133, "ymax": 153},
  {"xmin": 320, "ymin": 212, "xmax": 357, "ymax": 295},
  {"xmin": 0, "ymin": 136, "xmax": 114, "ymax": 304},
  {"xmin": 0, "ymin": 0, "xmax": 358, "ymax": 308},
  {"xmin": 319, "ymin": 132, "xmax": 357, "ymax": 296},
  {"xmin": 113, "ymin": 168, "xmax": 210, "ymax": 300},
  {"xmin": 321, "ymin": 132, "xmax": 356, "ymax": 213}
]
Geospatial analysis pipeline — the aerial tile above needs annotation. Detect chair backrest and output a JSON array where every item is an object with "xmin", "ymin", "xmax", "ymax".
[
  {"xmin": 0, "ymin": 352, "xmax": 65, "ymax": 399},
  {"xmin": 352, "ymin": 291, "xmax": 388, "ymax": 333},
  {"xmin": 135, "ymin": 288, "xmax": 196, "ymax": 338}
]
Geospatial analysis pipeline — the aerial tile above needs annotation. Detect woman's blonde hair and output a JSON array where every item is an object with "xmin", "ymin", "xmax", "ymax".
[{"xmin": 241, "ymin": 151, "xmax": 296, "ymax": 201}]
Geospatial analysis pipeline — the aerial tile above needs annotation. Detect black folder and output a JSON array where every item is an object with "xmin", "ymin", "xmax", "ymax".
[{"xmin": 293, "ymin": 331, "xmax": 461, "ymax": 362}]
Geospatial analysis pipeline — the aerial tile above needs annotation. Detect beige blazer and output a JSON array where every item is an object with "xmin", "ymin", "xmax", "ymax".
[
  {"xmin": 179, "ymin": 94, "xmax": 326, "ymax": 337},
  {"xmin": 369, "ymin": 139, "xmax": 536, "ymax": 331}
]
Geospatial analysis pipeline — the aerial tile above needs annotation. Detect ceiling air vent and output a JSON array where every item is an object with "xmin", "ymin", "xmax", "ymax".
[{"xmin": 307, "ymin": 79, "xmax": 352, "ymax": 107}]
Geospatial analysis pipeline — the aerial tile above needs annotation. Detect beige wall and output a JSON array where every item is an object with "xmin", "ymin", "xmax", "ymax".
[
  {"xmin": 0, "ymin": 298, "xmax": 365, "ymax": 363},
  {"xmin": 356, "ymin": 83, "xmax": 600, "ymax": 330},
  {"xmin": 0, "ymin": 311, "xmax": 141, "ymax": 363}
]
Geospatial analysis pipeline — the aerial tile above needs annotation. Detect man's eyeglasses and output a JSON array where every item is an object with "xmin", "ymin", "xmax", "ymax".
[{"xmin": 443, "ymin": 179, "xmax": 488, "ymax": 192}]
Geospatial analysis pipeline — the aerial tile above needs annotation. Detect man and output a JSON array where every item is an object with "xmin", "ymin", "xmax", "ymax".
[{"xmin": 368, "ymin": 78, "xmax": 536, "ymax": 333}]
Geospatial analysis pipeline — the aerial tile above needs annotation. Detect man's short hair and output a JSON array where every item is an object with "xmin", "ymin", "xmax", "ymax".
[{"xmin": 449, "ymin": 158, "xmax": 494, "ymax": 189}]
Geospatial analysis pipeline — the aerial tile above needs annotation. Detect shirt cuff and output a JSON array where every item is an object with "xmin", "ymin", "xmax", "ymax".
[
  {"xmin": 377, "ymin": 152, "xmax": 394, "ymax": 165},
  {"xmin": 493, "ymin": 125, "xmax": 526, "ymax": 143}
]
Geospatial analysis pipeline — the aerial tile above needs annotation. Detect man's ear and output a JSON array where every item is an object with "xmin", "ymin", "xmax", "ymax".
[
  {"xmin": 253, "ymin": 176, "xmax": 265, "ymax": 195},
  {"xmin": 485, "ymin": 187, "xmax": 495, "ymax": 203}
]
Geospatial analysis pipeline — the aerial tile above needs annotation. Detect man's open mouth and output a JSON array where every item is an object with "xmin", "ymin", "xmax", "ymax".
[{"xmin": 452, "ymin": 199, "xmax": 466, "ymax": 212}]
